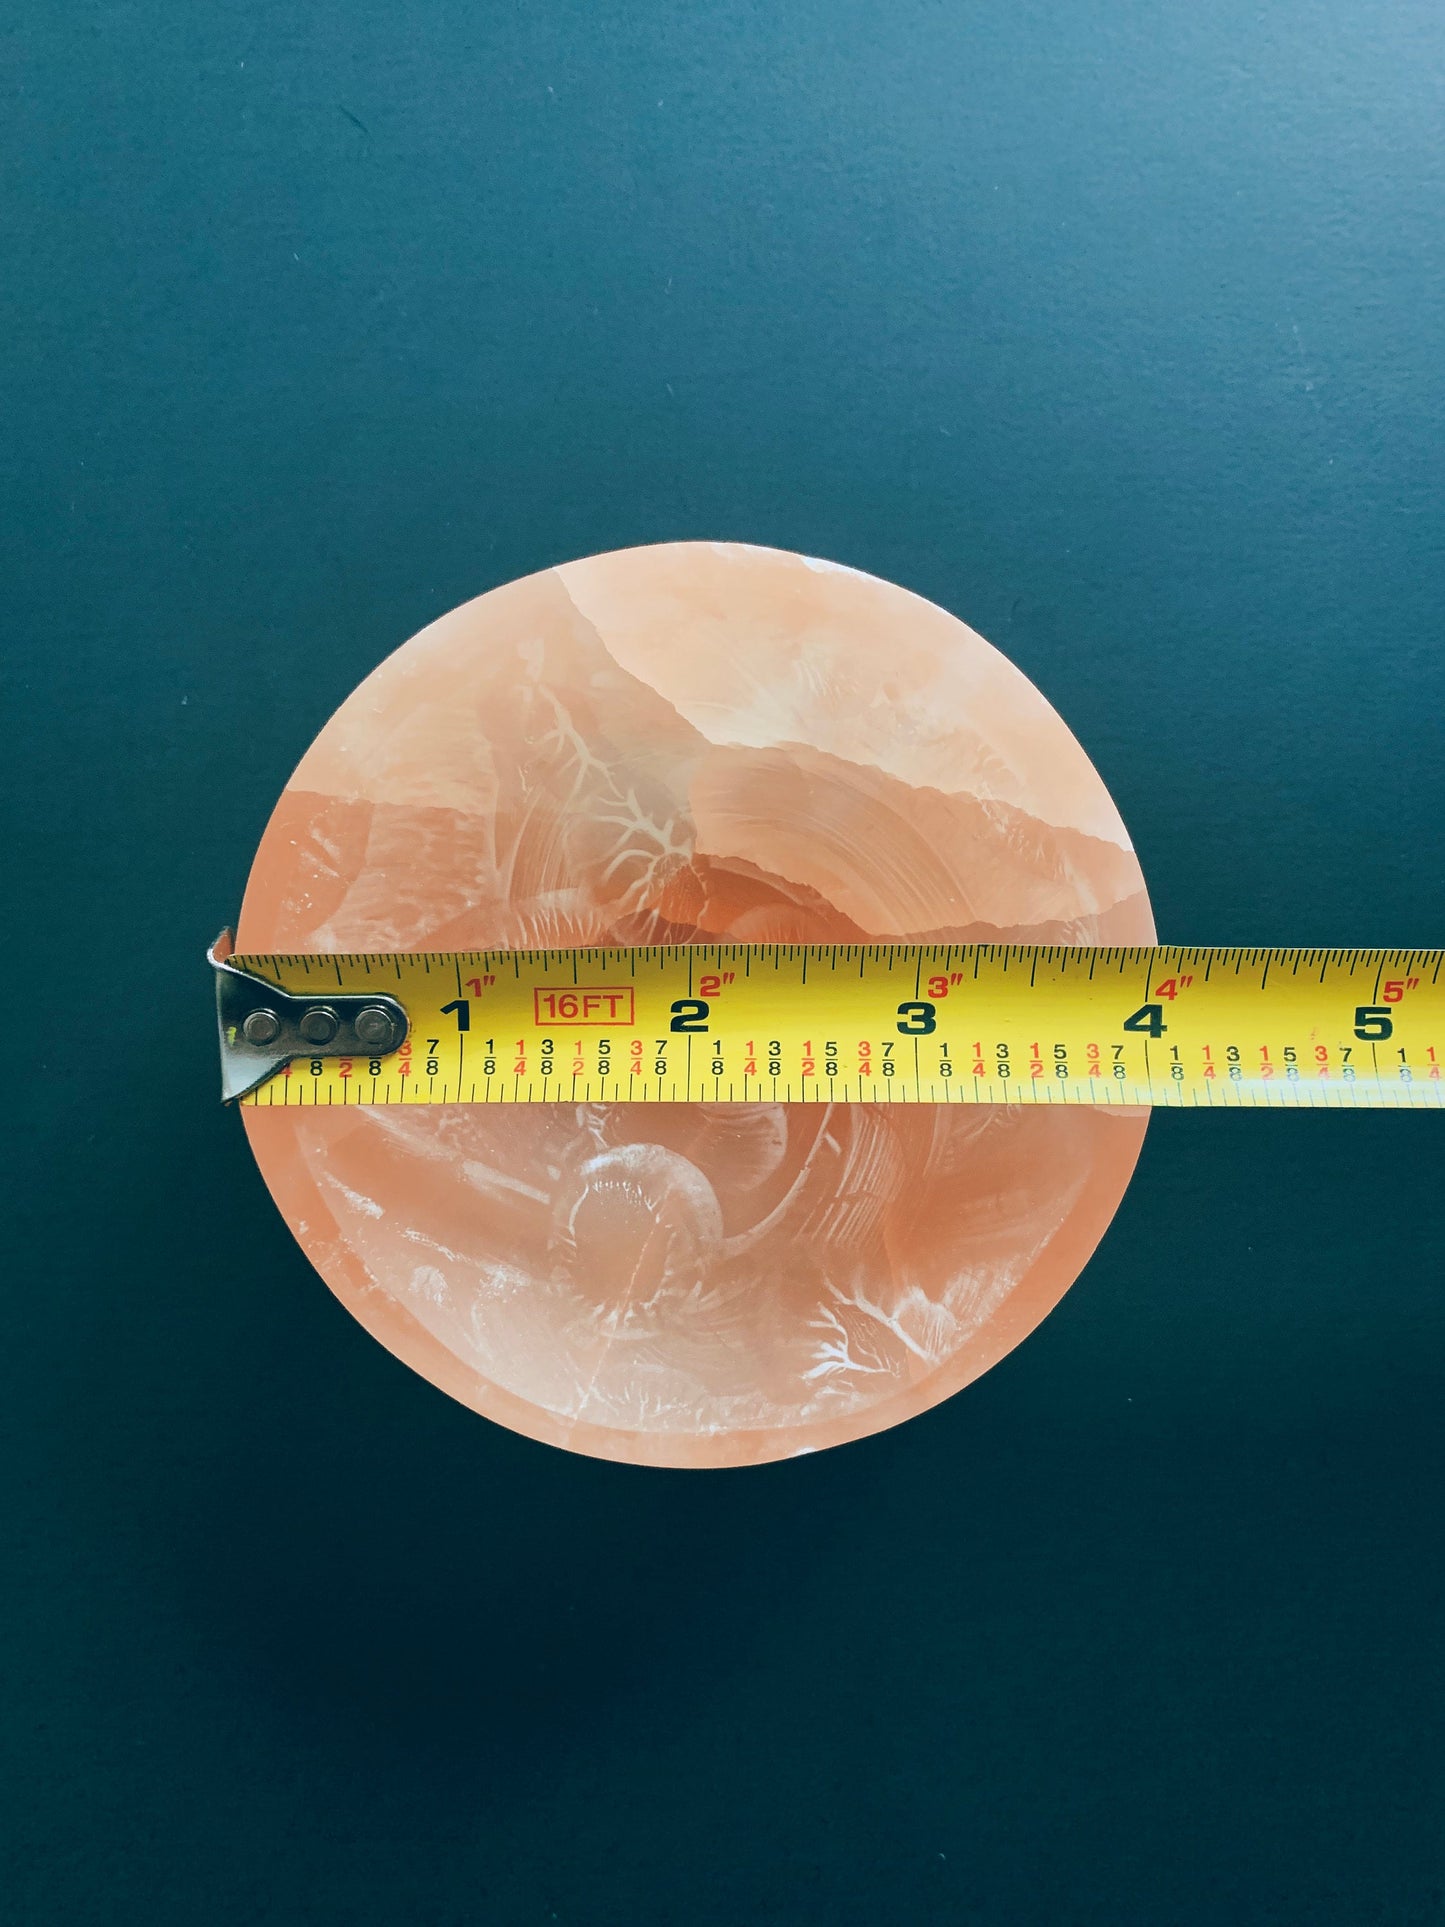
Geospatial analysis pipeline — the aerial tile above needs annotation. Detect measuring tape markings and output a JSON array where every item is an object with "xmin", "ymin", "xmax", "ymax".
[{"xmin": 217, "ymin": 943, "xmax": 1445, "ymax": 1109}]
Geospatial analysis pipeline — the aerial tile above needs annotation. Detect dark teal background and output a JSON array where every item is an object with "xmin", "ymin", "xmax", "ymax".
[{"xmin": 3, "ymin": 4, "xmax": 1444, "ymax": 1921}]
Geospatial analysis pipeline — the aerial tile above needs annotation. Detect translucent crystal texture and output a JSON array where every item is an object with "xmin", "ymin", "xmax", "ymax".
[{"xmin": 239, "ymin": 543, "xmax": 1153, "ymax": 1466}]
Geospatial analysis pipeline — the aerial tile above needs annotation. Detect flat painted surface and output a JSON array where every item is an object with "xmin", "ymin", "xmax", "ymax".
[{"xmin": 3, "ymin": 2, "xmax": 1444, "ymax": 1920}]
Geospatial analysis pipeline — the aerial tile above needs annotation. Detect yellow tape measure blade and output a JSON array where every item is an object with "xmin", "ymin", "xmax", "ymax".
[{"xmin": 221, "ymin": 945, "xmax": 1445, "ymax": 1109}]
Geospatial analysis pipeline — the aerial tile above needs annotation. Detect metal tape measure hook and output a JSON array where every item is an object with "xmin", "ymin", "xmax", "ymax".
[{"xmin": 209, "ymin": 930, "xmax": 410, "ymax": 1104}]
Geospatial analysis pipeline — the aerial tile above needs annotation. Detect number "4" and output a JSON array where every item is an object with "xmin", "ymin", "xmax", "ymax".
[{"xmin": 1123, "ymin": 1003, "xmax": 1167, "ymax": 1039}]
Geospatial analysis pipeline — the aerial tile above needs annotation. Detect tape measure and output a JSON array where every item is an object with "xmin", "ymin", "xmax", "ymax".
[{"xmin": 211, "ymin": 935, "xmax": 1443, "ymax": 1109}]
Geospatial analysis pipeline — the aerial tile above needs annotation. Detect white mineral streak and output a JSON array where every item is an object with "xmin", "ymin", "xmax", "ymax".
[
  {"xmin": 319, "ymin": 1174, "xmax": 384, "ymax": 1221},
  {"xmin": 240, "ymin": 543, "xmax": 1154, "ymax": 1466}
]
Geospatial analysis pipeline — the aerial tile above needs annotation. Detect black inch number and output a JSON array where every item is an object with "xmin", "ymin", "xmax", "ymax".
[
  {"xmin": 440, "ymin": 998, "xmax": 470, "ymax": 1032},
  {"xmin": 896, "ymin": 1001, "xmax": 937, "ymax": 1035},
  {"xmin": 1122, "ymin": 1003, "xmax": 1166, "ymax": 1039},
  {"xmin": 1353, "ymin": 1005, "xmax": 1394, "ymax": 1041},
  {"xmin": 669, "ymin": 999, "xmax": 711, "ymax": 1033}
]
